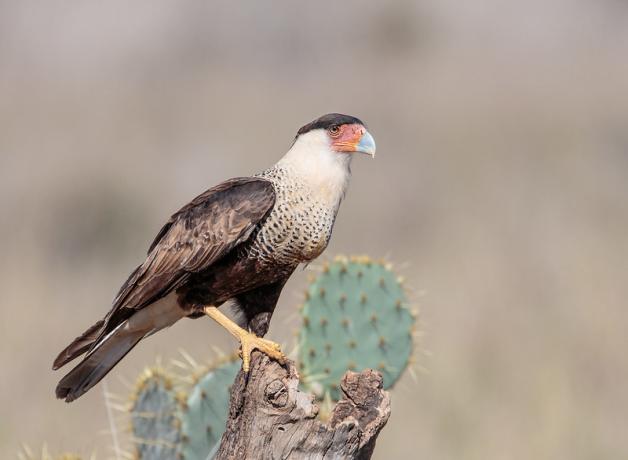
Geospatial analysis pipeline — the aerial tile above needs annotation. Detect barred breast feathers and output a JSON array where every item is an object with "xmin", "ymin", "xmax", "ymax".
[{"xmin": 248, "ymin": 130, "xmax": 354, "ymax": 265}]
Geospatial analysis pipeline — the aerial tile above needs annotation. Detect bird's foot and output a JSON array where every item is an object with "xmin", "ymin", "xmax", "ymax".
[
  {"xmin": 203, "ymin": 306, "xmax": 286, "ymax": 372},
  {"xmin": 238, "ymin": 332, "xmax": 286, "ymax": 372}
]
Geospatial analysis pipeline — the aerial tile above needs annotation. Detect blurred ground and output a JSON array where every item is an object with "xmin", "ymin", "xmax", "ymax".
[{"xmin": 1, "ymin": 1, "xmax": 628, "ymax": 459}]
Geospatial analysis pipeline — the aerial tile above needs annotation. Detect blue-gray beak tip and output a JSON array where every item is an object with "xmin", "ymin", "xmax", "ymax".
[{"xmin": 357, "ymin": 131, "xmax": 376, "ymax": 157}]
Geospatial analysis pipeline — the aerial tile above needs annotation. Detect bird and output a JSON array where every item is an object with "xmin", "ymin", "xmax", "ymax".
[{"xmin": 52, "ymin": 113, "xmax": 376, "ymax": 402}]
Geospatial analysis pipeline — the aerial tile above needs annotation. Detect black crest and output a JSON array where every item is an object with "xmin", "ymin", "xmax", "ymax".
[{"xmin": 296, "ymin": 113, "xmax": 365, "ymax": 137}]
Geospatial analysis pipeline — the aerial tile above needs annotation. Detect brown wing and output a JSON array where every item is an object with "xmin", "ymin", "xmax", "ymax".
[{"xmin": 102, "ymin": 177, "xmax": 275, "ymax": 330}]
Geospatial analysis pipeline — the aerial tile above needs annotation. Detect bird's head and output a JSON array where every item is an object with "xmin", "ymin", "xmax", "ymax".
[
  {"xmin": 293, "ymin": 113, "xmax": 376, "ymax": 158},
  {"xmin": 278, "ymin": 114, "xmax": 375, "ymax": 197}
]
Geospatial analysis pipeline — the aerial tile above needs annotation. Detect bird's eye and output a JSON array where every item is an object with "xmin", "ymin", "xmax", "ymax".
[{"xmin": 328, "ymin": 125, "xmax": 341, "ymax": 137}]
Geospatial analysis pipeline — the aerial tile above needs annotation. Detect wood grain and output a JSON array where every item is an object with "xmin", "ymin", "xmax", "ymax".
[{"xmin": 216, "ymin": 353, "xmax": 391, "ymax": 460}]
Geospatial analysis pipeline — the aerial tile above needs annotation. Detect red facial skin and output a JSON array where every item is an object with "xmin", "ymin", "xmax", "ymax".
[{"xmin": 330, "ymin": 123, "xmax": 366, "ymax": 152}]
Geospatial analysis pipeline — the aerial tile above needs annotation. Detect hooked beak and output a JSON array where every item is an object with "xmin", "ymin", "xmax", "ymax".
[
  {"xmin": 356, "ymin": 131, "xmax": 376, "ymax": 157},
  {"xmin": 331, "ymin": 124, "xmax": 377, "ymax": 157}
]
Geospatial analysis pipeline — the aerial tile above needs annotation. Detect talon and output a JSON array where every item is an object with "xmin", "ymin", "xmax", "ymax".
[
  {"xmin": 203, "ymin": 306, "xmax": 286, "ymax": 372},
  {"xmin": 239, "ymin": 332, "xmax": 286, "ymax": 372}
]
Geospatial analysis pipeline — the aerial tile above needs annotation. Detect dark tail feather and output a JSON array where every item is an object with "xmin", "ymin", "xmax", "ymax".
[
  {"xmin": 55, "ymin": 321, "xmax": 144, "ymax": 402},
  {"xmin": 52, "ymin": 320, "xmax": 105, "ymax": 370}
]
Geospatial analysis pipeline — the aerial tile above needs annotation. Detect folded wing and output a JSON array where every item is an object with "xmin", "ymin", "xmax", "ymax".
[{"xmin": 53, "ymin": 177, "xmax": 276, "ymax": 371}]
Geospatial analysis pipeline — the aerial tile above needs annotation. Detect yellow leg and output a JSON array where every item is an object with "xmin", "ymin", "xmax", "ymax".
[{"xmin": 203, "ymin": 306, "xmax": 286, "ymax": 372}]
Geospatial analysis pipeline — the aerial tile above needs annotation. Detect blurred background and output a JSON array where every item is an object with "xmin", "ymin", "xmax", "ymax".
[{"xmin": 1, "ymin": 1, "xmax": 628, "ymax": 458}]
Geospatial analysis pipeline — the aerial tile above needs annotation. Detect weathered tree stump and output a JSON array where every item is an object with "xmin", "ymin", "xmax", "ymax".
[{"xmin": 216, "ymin": 352, "xmax": 391, "ymax": 459}]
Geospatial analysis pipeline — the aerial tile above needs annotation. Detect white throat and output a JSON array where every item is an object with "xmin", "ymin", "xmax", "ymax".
[{"xmin": 276, "ymin": 130, "xmax": 352, "ymax": 206}]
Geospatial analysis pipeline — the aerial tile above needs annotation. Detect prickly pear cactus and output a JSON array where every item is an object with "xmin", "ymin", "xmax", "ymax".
[
  {"xmin": 130, "ymin": 357, "xmax": 240, "ymax": 460},
  {"xmin": 298, "ymin": 256, "xmax": 415, "ymax": 401},
  {"xmin": 130, "ymin": 368, "xmax": 182, "ymax": 460},
  {"xmin": 179, "ymin": 359, "xmax": 241, "ymax": 460},
  {"xmin": 41, "ymin": 255, "xmax": 416, "ymax": 459}
]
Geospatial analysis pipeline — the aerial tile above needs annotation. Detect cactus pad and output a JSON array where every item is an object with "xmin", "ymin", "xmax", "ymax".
[
  {"xmin": 130, "ymin": 368, "xmax": 182, "ymax": 460},
  {"xmin": 130, "ymin": 357, "xmax": 241, "ymax": 460},
  {"xmin": 298, "ymin": 256, "xmax": 415, "ymax": 401},
  {"xmin": 179, "ymin": 359, "xmax": 241, "ymax": 460}
]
